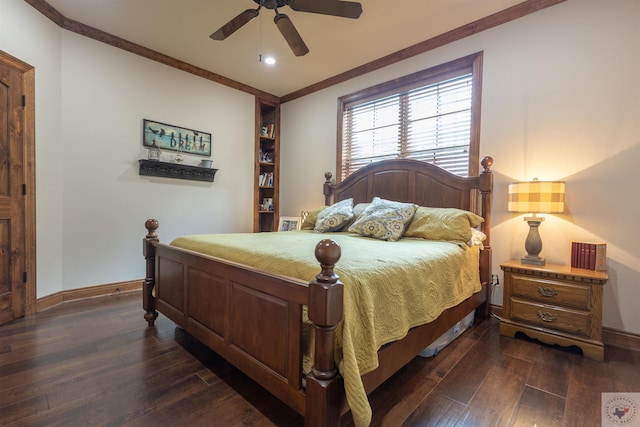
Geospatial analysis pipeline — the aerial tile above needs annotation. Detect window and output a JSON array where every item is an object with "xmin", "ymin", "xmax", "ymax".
[{"xmin": 338, "ymin": 52, "xmax": 483, "ymax": 181}]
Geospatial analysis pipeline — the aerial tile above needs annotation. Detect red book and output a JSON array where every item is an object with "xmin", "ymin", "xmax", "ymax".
[
  {"xmin": 584, "ymin": 243, "xmax": 591, "ymax": 269},
  {"xmin": 572, "ymin": 241, "xmax": 607, "ymax": 270},
  {"xmin": 579, "ymin": 243, "xmax": 587, "ymax": 269}
]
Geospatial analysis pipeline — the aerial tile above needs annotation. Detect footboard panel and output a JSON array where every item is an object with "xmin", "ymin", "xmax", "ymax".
[
  {"xmin": 186, "ymin": 267, "xmax": 226, "ymax": 339},
  {"xmin": 154, "ymin": 243, "xmax": 309, "ymax": 415},
  {"xmin": 156, "ymin": 256, "xmax": 187, "ymax": 326}
]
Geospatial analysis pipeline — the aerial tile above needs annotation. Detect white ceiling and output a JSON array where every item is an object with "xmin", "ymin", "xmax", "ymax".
[{"xmin": 44, "ymin": 0, "xmax": 526, "ymax": 97}]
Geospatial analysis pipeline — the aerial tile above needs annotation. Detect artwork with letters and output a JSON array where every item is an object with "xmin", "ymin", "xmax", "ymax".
[{"xmin": 143, "ymin": 119, "xmax": 211, "ymax": 157}]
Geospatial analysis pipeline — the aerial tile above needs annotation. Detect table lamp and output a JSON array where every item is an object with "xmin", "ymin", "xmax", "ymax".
[{"xmin": 508, "ymin": 178, "xmax": 565, "ymax": 266}]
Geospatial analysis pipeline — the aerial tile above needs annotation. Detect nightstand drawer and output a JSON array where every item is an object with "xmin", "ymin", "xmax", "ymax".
[
  {"xmin": 511, "ymin": 274, "xmax": 590, "ymax": 309},
  {"xmin": 510, "ymin": 298, "xmax": 590, "ymax": 336}
]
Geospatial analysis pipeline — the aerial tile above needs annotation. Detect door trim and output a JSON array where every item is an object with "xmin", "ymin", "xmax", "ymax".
[{"xmin": 0, "ymin": 50, "xmax": 36, "ymax": 315}]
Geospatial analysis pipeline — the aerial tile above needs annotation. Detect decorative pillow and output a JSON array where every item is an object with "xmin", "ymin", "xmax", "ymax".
[
  {"xmin": 301, "ymin": 206, "xmax": 327, "ymax": 230},
  {"xmin": 404, "ymin": 207, "xmax": 484, "ymax": 242},
  {"xmin": 348, "ymin": 197, "xmax": 418, "ymax": 241},
  {"xmin": 314, "ymin": 198, "xmax": 354, "ymax": 232}
]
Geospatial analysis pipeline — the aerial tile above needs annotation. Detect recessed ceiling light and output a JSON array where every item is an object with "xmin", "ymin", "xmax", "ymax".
[{"xmin": 264, "ymin": 56, "xmax": 276, "ymax": 65}]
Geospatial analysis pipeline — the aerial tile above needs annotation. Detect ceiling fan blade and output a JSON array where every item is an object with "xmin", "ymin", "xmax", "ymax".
[
  {"xmin": 274, "ymin": 13, "xmax": 309, "ymax": 57},
  {"xmin": 210, "ymin": 9, "xmax": 259, "ymax": 40},
  {"xmin": 289, "ymin": 0, "xmax": 362, "ymax": 19}
]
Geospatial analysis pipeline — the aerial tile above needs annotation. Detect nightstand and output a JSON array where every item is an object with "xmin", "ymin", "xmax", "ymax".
[{"xmin": 500, "ymin": 260, "xmax": 608, "ymax": 361}]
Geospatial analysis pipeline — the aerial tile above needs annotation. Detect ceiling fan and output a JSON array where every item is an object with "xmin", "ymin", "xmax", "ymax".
[{"xmin": 210, "ymin": 0, "xmax": 363, "ymax": 57}]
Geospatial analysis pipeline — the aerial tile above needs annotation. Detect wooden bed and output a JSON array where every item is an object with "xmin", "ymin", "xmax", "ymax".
[{"xmin": 142, "ymin": 156, "xmax": 494, "ymax": 426}]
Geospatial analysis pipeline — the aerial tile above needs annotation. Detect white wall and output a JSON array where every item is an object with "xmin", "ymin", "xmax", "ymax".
[
  {"xmin": 2, "ymin": 0, "xmax": 256, "ymax": 296},
  {"xmin": 1, "ymin": 0, "xmax": 65, "ymax": 297},
  {"xmin": 280, "ymin": 0, "xmax": 640, "ymax": 334}
]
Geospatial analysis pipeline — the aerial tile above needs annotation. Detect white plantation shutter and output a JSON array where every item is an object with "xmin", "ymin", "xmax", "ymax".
[{"xmin": 339, "ymin": 54, "xmax": 482, "ymax": 181}]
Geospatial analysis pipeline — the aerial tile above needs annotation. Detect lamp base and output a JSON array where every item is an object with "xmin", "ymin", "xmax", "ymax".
[
  {"xmin": 521, "ymin": 217, "xmax": 545, "ymax": 266},
  {"xmin": 521, "ymin": 255, "xmax": 545, "ymax": 266}
]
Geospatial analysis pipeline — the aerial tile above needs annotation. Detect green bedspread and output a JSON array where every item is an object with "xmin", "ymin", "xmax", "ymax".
[{"xmin": 171, "ymin": 230, "xmax": 481, "ymax": 427}]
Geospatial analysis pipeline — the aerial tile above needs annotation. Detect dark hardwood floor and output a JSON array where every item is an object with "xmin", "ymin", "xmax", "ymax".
[{"xmin": 1, "ymin": 291, "xmax": 638, "ymax": 426}]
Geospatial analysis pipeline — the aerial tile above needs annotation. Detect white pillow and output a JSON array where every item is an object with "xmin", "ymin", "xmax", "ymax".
[{"xmin": 468, "ymin": 228, "xmax": 487, "ymax": 248}]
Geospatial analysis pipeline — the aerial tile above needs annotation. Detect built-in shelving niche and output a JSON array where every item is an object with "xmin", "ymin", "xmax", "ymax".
[{"xmin": 138, "ymin": 160, "xmax": 217, "ymax": 182}]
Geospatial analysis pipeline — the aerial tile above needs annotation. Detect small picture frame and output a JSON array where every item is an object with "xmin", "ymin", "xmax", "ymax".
[{"xmin": 278, "ymin": 216, "xmax": 301, "ymax": 232}]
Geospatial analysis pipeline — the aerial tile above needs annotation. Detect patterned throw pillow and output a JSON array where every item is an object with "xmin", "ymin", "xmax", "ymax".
[
  {"xmin": 348, "ymin": 197, "xmax": 418, "ymax": 241},
  {"xmin": 314, "ymin": 198, "xmax": 354, "ymax": 232}
]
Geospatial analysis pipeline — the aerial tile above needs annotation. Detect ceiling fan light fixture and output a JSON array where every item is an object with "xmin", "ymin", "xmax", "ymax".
[{"xmin": 210, "ymin": 0, "xmax": 362, "ymax": 56}]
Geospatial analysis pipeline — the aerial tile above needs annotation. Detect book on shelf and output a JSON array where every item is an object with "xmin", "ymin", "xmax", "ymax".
[
  {"xmin": 571, "ymin": 241, "xmax": 606, "ymax": 271},
  {"xmin": 258, "ymin": 172, "xmax": 273, "ymax": 187}
]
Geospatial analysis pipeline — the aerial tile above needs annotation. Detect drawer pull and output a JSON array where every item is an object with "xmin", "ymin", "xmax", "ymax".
[
  {"xmin": 537, "ymin": 310, "xmax": 557, "ymax": 323},
  {"xmin": 538, "ymin": 287, "xmax": 558, "ymax": 298}
]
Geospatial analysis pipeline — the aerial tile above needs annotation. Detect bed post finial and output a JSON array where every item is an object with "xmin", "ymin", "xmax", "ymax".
[
  {"xmin": 315, "ymin": 239, "xmax": 341, "ymax": 282},
  {"xmin": 145, "ymin": 218, "xmax": 159, "ymax": 238},
  {"xmin": 481, "ymin": 156, "xmax": 493, "ymax": 172},
  {"xmin": 143, "ymin": 219, "xmax": 159, "ymax": 327},
  {"xmin": 323, "ymin": 172, "xmax": 335, "ymax": 206},
  {"xmin": 306, "ymin": 239, "xmax": 343, "ymax": 426}
]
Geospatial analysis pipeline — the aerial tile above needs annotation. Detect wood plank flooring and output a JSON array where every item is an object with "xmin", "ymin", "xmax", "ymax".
[{"xmin": 1, "ymin": 291, "xmax": 638, "ymax": 426}]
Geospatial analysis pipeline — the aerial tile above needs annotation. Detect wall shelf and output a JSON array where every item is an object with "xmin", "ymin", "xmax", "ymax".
[{"xmin": 138, "ymin": 159, "xmax": 217, "ymax": 182}]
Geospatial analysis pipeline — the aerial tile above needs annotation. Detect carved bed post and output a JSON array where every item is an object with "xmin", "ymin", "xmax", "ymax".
[
  {"xmin": 323, "ymin": 172, "xmax": 335, "ymax": 206},
  {"xmin": 478, "ymin": 156, "xmax": 494, "ymax": 318},
  {"xmin": 143, "ymin": 219, "xmax": 159, "ymax": 327},
  {"xmin": 306, "ymin": 239, "xmax": 344, "ymax": 427}
]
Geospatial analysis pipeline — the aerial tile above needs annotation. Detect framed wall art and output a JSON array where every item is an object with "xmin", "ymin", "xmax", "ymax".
[{"xmin": 143, "ymin": 119, "xmax": 212, "ymax": 157}]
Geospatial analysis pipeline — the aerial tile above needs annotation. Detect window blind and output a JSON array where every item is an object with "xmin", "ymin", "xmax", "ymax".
[{"xmin": 340, "ymin": 60, "xmax": 478, "ymax": 181}]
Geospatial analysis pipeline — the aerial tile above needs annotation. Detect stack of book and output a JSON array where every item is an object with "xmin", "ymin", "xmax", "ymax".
[
  {"xmin": 258, "ymin": 172, "xmax": 274, "ymax": 187},
  {"xmin": 571, "ymin": 242, "xmax": 606, "ymax": 271}
]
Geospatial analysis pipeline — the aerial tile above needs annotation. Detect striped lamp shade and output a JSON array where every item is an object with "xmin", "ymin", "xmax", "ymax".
[{"xmin": 508, "ymin": 179, "xmax": 565, "ymax": 214}]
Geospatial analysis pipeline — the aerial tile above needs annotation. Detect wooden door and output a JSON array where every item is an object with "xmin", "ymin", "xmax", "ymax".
[{"xmin": 0, "ymin": 54, "xmax": 30, "ymax": 324}]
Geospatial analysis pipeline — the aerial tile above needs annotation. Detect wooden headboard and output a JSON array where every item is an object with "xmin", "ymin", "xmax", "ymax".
[
  {"xmin": 324, "ymin": 157, "xmax": 493, "ymax": 236},
  {"xmin": 323, "ymin": 157, "xmax": 494, "ymax": 287}
]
